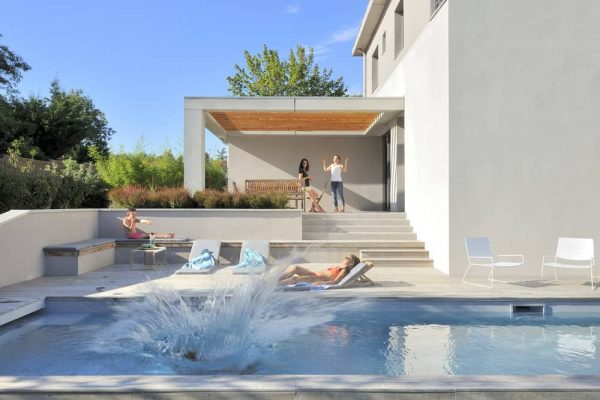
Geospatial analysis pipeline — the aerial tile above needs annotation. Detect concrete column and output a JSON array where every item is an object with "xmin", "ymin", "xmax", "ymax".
[
  {"xmin": 184, "ymin": 108, "xmax": 205, "ymax": 193},
  {"xmin": 389, "ymin": 119, "xmax": 405, "ymax": 211}
]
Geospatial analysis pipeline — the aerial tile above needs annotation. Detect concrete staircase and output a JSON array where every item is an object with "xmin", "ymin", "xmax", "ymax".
[{"xmin": 302, "ymin": 212, "xmax": 433, "ymax": 268}]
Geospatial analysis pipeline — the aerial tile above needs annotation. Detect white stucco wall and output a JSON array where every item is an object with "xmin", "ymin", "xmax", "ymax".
[
  {"xmin": 447, "ymin": 0, "xmax": 600, "ymax": 277},
  {"xmin": 228, "ymin": 135, "xmax": 387, "ymax": 211},
  {"xmin": 98, "ymin": 209, "xmax": 302, "ymax": 241},
  {"xmin": 376, "ymin": 3, "xmax": 450, "ymax": 273},
  {"xmin": 0, "ymin": 210, "xmax": 99, "ymax": 288},
  {"xmin": 365, "ymin": 0, "xmax": 432, "ymax": 95}
]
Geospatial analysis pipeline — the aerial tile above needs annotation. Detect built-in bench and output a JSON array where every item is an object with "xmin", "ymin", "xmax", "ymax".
[
  {"xmin": 245, "ymin": 179, "xmax": 304, "ymax": 209},
  {"xmin": 43, "ymin": 238, "xmax": 115, "ymax": 276}
]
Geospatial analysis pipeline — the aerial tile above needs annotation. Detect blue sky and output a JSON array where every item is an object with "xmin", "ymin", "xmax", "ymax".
[{"xmin": 1, "ymin": 0, "xmax": 366, "ymax": 155}]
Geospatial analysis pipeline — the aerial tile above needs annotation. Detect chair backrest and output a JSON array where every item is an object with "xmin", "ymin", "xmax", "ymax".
[
  {"xmin": 189, "ymin": 240, "xmax": 221, "ymax": 261},
  {"xmin": 465, "ymin": 237, "xmax": 493, "ymax": 258},
  {"xmin": 240, "ymin": 240, "xmax": 270, "ymax": 263},
  {"xmin": 335, "ymin": 262, "xmax": 370, "ymax": 287},
  {"xmin": 556, "ymin": 237, "xmax": 594, "ymax": 261}
]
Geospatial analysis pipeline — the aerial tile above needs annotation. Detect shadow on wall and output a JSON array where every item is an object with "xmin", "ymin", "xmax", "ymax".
[{"xmin": 228, "ymin": 135, "xmax": 388, "ymax": 211}]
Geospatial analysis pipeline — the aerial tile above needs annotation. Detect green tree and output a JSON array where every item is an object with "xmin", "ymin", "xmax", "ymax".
[
  {"xmin": 94, "ymin": 145, "xmax": 227, "ymax": 190},
  {"xmin": 0, "ymin": 34, "xmax": 31, "ymax": 94},
  {"xmin": 2, "ymin": 80, "xmax": 113, "ymax": 161},
  {"xmin": 227, "ymin": 45, "xmax": 348, "ymax": 96}
]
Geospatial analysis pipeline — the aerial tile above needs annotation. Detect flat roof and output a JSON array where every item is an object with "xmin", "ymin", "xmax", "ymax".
[{"xmin": 184, "ymin": 96, "xmax": 404, "ymax": 138}]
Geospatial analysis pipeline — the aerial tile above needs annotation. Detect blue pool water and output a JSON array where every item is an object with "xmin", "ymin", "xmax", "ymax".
[{"xmin": 0, "ymin": 295, "xmax": 599, "ymax": 376}]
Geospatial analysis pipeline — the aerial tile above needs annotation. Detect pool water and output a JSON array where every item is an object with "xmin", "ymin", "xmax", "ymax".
[{"xmin": 0, "ymin": 298, "xmax": 599, "ymax": 376}]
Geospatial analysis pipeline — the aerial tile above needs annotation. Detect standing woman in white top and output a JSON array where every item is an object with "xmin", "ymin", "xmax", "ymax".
[{"xmin": 322, "ymin": 154, "xmax": 349, "ymax": 212}]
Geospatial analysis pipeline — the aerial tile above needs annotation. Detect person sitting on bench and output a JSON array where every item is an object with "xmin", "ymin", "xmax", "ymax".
[
  {"xmin": 122, "ymin": 207, "xmax": 175, "ymax": 239},
  {"xmin": 278, "ymin": 254, "xmax": 360, "ymax": 286}
]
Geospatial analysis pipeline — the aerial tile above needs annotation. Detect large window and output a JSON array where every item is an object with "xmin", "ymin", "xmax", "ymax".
[
  {"xmin": 431, "ymin": 0, "xmax": 446, "ymax": 17},
  {"xmin": 372, "ymin": 47, "xmax": 379, "ymax": 92},
  {"xmin": 394, "ymin": 1, "xmax": 404, "ymax": 58}
]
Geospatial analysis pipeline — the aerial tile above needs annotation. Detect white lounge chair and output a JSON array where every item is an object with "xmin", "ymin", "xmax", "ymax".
[
  {"xmin": 283, "ymin": 262, "xmax": 375, "ymax": 291},
  {"xmin": 175, "ymin": 239, "xmax": 221, "ymax": 274},
  {"xmin": 463, "ymin": 237, "xmax": 524, "ymax": 288},
  {"xmin": 541, "ymin": 237, "xmax": 596, "ymax": 290},
  {"xmin": 232, "ymin": 240, "xmax": 270, "ymax": 274}
]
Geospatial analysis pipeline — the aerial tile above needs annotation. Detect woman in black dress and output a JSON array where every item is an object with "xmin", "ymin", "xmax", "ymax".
[{"xmin": 299, "ymin": 158, "xmax": 324, "ymax": 212}]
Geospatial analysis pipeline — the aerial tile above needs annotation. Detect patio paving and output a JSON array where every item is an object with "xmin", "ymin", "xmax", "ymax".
[{"xmin": 0, "ymin": 263, "xmax": 598, "ymax": 306}]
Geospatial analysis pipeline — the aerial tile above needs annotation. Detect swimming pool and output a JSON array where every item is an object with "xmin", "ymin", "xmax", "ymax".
[{"xmin": 0, "ymin": 296, "xmax": 599, "ymax": 376}]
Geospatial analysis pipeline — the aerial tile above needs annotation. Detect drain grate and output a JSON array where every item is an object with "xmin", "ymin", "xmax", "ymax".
[{"xmin": 512, "ymin": 304, "xmax": 545, "ymax": 315}]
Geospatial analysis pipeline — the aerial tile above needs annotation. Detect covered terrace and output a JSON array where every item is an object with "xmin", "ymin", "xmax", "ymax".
[{"xmin": 184, "ymin": 96, "xmax": 405, "ymax": 211}]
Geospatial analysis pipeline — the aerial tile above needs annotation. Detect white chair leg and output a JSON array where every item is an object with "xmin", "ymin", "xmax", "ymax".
[
  {"xmin": 462, "ymin": 264, "xmax": 472, "ymax": 284},
  {"xmin": 490, "ymin": 268, "xmax": 494, "ymax": 288},
  {"xmin": 554, "ymin": 267, "xmax": 558, "ymax": 281},
  {"xmin": 591, "ymin": 266, "xmax": 595, "ymax": 290},
  {"xmin": 541, "ymin": 261, "xmax": 544, "ymax": 279}
]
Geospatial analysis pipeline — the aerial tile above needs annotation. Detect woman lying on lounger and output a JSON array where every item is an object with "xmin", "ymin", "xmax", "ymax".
[{"xmin": 278, "ymin": 254, "xmax": 360, "ymax": 286}]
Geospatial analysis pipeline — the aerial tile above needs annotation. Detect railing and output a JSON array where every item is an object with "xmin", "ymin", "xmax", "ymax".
[{"xmin": 431, "ymin": 0, "xmax": 447, "ymax": 18}]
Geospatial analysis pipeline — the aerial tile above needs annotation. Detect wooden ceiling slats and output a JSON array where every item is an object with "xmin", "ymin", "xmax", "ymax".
[{"xmin": 209, "ymin": 111, "xmax": 379, "ymax": 132}]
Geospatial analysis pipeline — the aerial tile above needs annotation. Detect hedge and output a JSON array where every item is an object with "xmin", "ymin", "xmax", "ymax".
[{"xmin": 108, "ymin": 186, "xmax": 288, "ymax": 209}]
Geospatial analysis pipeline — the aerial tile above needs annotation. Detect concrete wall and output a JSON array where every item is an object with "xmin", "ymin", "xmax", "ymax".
[
  {"xmin": 375, "ymin": 3, "xmax": 450, "ymax": 273},
  {"xmin": 98, "ymin": 209, "xmax": 302, "ymax": 241},
  {"xmin": 365, "ymin": 0, "xmax": 431, "ymax": 95},
  {"xmin": 228, "ymin": 135, "xmax": 387, "ymax": 211},
  {"xmin": 0, "ymin": 210, "xmax": 99, "ymax": 288},
  {"xmin": 447, "ymin": 0, "xmax": 600, "ymax": 277}
]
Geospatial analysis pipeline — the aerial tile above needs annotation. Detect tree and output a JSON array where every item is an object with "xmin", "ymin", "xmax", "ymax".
[
  {"xmin": 0, "ymin": 34, "xmax": 31, "ymax": 95},
  {"xmin": 2, "ymin": 80, "xmax": 113, "ymax": 161},
  {"xmin": 227, "ymin": 45, "xmax": 348, "ymax": 96}
]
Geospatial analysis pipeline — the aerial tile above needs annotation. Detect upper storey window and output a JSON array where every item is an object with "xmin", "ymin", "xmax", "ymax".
[
  {"xmin": 394, "ymin": 1, "xmax": 404, "ymax": 58},
  {"xmin": 431, "ymin": 0, "xmax": 446, "ymax": 17},
  {"xmin": 372, "ymin": 47, "xmax": 379, "ymax": 93}
]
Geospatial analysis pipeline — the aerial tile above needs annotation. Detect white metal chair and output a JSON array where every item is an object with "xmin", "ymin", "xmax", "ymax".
[
  {"xmin": 541, "ymin": 237, "xmax": 596, "ymax": 290},
  {"xmin": 463, "ymin": 237, "xmax": 525, "ymax": 288}
]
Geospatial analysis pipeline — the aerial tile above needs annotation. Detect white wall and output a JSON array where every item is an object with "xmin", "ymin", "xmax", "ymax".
[
  {"xmin": 365, "ymin": 0, "xmax": 432, "ymax": 95},
  {"xmin": 98, "ymin": 209, "xmax": 302, "ymax": 241},
  {"xmin": 0, "ymin": 210, "xmax": 99, "ymax": 288},
  {"xmin": 448, "ymin": 0, "xmax": 600, "ymax": 277},
  {"xmin": 376, "ymin": 3, "xmax": 450, "ymax": 273},
  {"xmin": 228, "ymin": 135, "xmax": 387, "ymax": 211}
]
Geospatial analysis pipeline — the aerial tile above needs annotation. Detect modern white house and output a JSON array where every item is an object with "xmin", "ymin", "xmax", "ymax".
[{"xmin": 184, "ymin": 0, "xmax": 600, "ymax": 277}]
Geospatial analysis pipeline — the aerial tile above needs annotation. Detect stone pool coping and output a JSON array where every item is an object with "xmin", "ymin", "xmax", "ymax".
[{"xmin": 0, "ymin": 374, "xmax": 599, "ymax": 395}]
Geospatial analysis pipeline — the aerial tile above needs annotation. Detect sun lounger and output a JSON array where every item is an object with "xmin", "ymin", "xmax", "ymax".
[
  {"xmin": 232, "ymin": 240, "xmax": 270, "ymax": 274},
  {"xmin": 283, "ymin": 262, "xmax": 375, "ymax": 291},
  {"xmin": 175, "ymin": 240, "xmax": 221, "ymax": 274}
]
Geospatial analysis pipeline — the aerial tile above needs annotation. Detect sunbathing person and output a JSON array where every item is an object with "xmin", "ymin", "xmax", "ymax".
[
  {"xmin": 278, "ymin": 255, "xmax": 360, "ymax": 286},
  {"xmin": 122, "ymin": 207, "xmax": 175, "ymax": 239}
]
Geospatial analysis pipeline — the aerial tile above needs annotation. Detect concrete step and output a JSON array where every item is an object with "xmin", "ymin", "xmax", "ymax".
[
  {"xmin": 302, "ymin": 212, "xmax": 407, "ymax": 220},
  {"xmin": 302, "ymin": 232, "xmax": 417, "ymax": 240},
  {"xmin": 366, "ymin": 257, "xmax": 434, "ymax": 268},
  {"xmin": 302, "ymin": 225, "xmax": 413, "ymax": 233},
  {"xmin": 303, "ymin": 218, "xmax": 411, "ymax": 227},
  {"xmin": 360, "ymin": 249, "xmax": 430, "ymax": 259}
]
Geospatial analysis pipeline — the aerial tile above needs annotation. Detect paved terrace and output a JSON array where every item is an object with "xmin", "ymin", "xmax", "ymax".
[{"xmin": 0, "ymin": 264, "xmax": 598, "ymax": 323}]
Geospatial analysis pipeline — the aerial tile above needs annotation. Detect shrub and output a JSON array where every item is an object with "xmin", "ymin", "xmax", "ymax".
[
  {"xmin": 108, "ymin": 185, "xmax": 149, "ymax": 208},
  {"xmin": 108, "ymin": 186, "xmax": 289, "ymax": 209},
  {"xmin": 94, "ymin": 146, "xmax": 227, "ymax": 190},
  {"xmin": 193, "ymin": 190, "xmax": 287, "ymax": 209},
  {"xmin": 0, "ymin": 153, "xmax": 108, "ymax": 213},
  {"xmin": 150, "ymin": 187, "xmax": 194, "ymax": 208}
]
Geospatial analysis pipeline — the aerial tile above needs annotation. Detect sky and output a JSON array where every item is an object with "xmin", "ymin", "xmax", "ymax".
[{"xmin": 0, "ymin": 0, "xmax": 367, "ymax": 156}]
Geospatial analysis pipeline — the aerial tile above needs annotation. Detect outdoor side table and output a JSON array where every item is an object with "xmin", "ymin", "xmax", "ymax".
[{"xmin": 130, "ymin": 247, "xmax": 167, "ymax": 270}]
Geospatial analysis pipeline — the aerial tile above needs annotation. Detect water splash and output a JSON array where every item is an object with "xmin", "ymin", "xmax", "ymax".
[{"xmin": 91, "ymin": 247, "xmax": 366, "ymax": 373}]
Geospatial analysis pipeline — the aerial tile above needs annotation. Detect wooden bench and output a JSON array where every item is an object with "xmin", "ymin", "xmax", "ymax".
[
  {"xmin": 245, "ymin": 179, "xmax": 304, "ymax": 209},
  {"xmin": 43, "ymin": 239, "xmax": 116, "ymax": 276}
]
